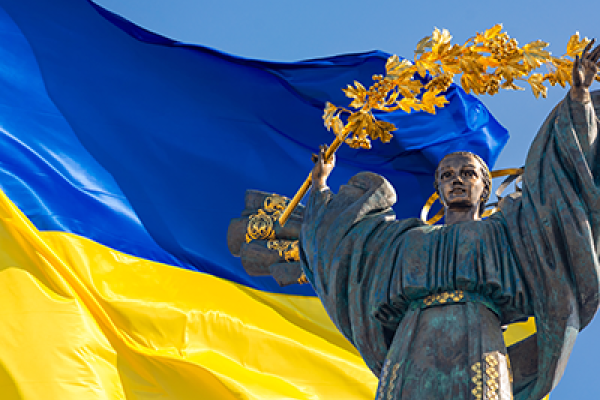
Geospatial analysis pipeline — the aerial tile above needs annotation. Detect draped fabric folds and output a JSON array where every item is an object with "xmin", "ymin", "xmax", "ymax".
[
  {"xmin": 501, "ymin": 93, "xmax": 600, "ymax": 400},
  {"xmin": 0, "ymin": 0, "xmax": 513, "ymax": 399},
  {"xmin": 299, "ymin": 93, "xmax": 600, "ymax": 399}
]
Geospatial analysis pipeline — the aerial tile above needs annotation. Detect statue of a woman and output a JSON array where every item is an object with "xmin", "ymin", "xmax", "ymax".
[{"xmin": 300, "ymin": 43, "xmax": 600, "ymax": 399}]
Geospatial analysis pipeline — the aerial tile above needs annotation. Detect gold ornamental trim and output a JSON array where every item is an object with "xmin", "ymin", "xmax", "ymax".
[
  {"xmin": 267, "ymin": 240, "xmax": 300, "ymax": 262},
  {"xmin": 423, "ymin": 290, "xmax": 465, "ymax": 306},
  {"xmin": 246, "ymin": 194, "xmax": 289, "ymax": 243}
]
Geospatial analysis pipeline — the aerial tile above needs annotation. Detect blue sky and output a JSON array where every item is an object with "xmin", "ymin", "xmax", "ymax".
[{"xmin": 94, "ymin": 0, "xmax": 599, "ymax": 398}]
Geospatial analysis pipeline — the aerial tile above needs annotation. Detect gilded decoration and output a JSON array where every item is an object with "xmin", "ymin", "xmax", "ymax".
[
  {"xmin": 297, "ymin": 273, "xmax": 309, "ymax": 285},
  {"xmin": 471, "ymin": 352, "xmax": 513, "ymax": 400},
  {"xmin": 377, "ymin": 360, "xmax": 391, "ymax": 400},
  {"xmin": 471, "ymin": 362, "xmax": 483, "ymax": 399},
  {"xmin": 323, "ymin": 28, "xmax": 595, "ymax": 152},
  {"xmin": 246, "ymin": 194, "xmax": 289, "ymax": 243},
  {"xmin": 267, "ymin": 240, "xmax": 300, "ymax": 262},
  {"xmin": 278, "ymin": 28, "xmax": 596, "ymax": 227},
  {"xmin": 386, "ymin": 363, "xmax": 401, "ymax": 400},
  {"xmin": 422, "ymin": 290, "xmax": 465, "ymax": 306},
  {"xmin": 485, "ymin": 353, "xmax": 500, "ymax": 400}
]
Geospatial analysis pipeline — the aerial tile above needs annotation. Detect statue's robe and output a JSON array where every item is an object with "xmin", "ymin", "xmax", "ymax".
[{"xmin": 300, "ymin": 92, "xmax": 600, "ymax": 400}]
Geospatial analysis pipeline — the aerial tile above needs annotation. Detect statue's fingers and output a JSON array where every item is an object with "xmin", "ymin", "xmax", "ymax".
[
  {"xmin": 327, "ymin": 152, "xmax": 336, "ymax": 164},
  {"xmin": 311, "ymin": 153, "xmax": 318, "ymax": 163},
  {"xmin": 318, "ymin": 144, "xmax": 328, "ymax": 163},
  {"xmin": 589, "ymin": 43, "xmax": 600, "ymax": 63},
  {"xmin": 582, "ymin": 39, "xmax": 595, "ymax": 58},
  {"xmin": 574, "ymin": 54, "xmax": 581, "ymax": 73}
]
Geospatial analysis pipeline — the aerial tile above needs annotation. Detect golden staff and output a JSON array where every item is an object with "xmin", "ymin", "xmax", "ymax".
[{"xmin": 278, "ymin": 127, "xmax": 349, "ymax": 227}]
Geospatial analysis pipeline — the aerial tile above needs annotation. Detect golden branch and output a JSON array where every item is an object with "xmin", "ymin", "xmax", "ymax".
[{"xmin": 278, "ymin": 26, "xmax": 596, "ymax": 226}]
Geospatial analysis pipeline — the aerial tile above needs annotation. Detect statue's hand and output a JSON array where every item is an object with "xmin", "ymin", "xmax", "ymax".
[
  {"xmin": 311, "ymin": 144, "xmax": 335, "ymax": 189},
  {"xmin": 570, "ymin": 39, "xmax": 600, "ymax": 102}
]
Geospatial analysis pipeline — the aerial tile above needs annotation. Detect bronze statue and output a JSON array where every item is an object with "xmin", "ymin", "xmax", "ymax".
[{"xmin": 229, "ymin": 42, "xmax": 600, "ymax": 399}]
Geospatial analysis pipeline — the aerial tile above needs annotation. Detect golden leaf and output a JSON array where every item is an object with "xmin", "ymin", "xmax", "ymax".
[
  {"xmin": 387, "ymin": 59, "xmax": 413, "ymax": 77},
  {"xmin": 527, "ymin": 74, "xmax": 547, "ymax": 99},
  {"xmin": 380, "ymin": 130, "xmax": 393, "ymax": 143},
  {"xmin": 377, "ymin": 120, "xmax": 397, "ymax": 132},
  {"xmin": 461, "ymin": 74, "xmax": 475, "ymax": 93},
  {"xmin": 386, "ymin": 55, "xmax": 401, "ymax": 74},
  {"xmin": 387, "ymin": 90, "xmax": 400, "ymax": 104},
  {"xmin": 345, "ymin": 136, "xmax": 361, "ymax": 149},
  {"xmin": 322, "ymin": 102, "xmax": 337, "ymax": 128},
  {"xmin": 398, "ymin": 97, "xmax": 422, "ymax": 113},
  {"xmin": 345, "ymin": 112, "xmax": 363, "ymax": 133},
  {"xmin": 437, "ymin": 44, "xmax": 463, "ymax": 66},
  {"xmin": 415, "ymin": 35, "xmax": 433, "ymax": 55},
  {"xmin": 496, "ymin": 63, "xmax": 528, "ymax": 81},
  {"xmin": 397, "ymin": 87, "xmax": 415, "ymax": 99},
  {"xmin": 349, "ymin": 97, "xmax": 365, "ymax": 109},
  {"xmin": 360, "ymin": 114, "xmax": 374, "ymax": 135},
  {"xmin": 359, "ymin": 138, "xmax": 371, "ymax": 149},
  {"xmin": 342, "ymin": 84, "xmax": 358, "ymax": 98},
  {"xmin": 416, "ymin": 59, "xmax": 441, "ymax": 78},
  {"xmin": 347, "ymin": 112, "xmax": 373, "ymax": 138},
  {"xmin": 545, "ymin": 58, "xmax": 572, "ymax": 87},
  {"xmin": 433, "ymin": 41, "xmax": 451, "ymax": 58},
  {"xmin": 566, "ymin": 32, "xmax": 591, "ymax": 58},
  {"xmin": 459, "ymin": 57, "xmax": 484, "ymax": 74},
  {"xmin": 479, "ymin": 56, "xmax": 500, "ymax": 69},
  {"xmin": 484, "ymin": 24, "xmax": 503, "ymax": 40},
  {"xmin": 432, "ymin": 27, "xmax": 452, "ymax": 46},
  {"xmin": 421, "ymin": 90, "xmax": 449, "ymax": 114},
  {"xmin": 368, "ymin": 121, "xmax": 385, "ymax": 142},
  {"xmin": 500, "ymin": 80, "xmax": 524, "ymax": 91},
  {"xmin": 331, "ymin": 115, "xmax": 344, "ymax": 136},
  {"xmin": 522, "ymin": 40, "xmax": 550, "ymax": 68}
]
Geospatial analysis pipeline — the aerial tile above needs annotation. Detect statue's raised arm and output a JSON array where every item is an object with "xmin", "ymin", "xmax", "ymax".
[
  {"xmin": 570, "ymin": 39, "xmax": 600, "ymax": 102},
  {"xmin": 498, "ymin": 41, "xmax": 600, "ymax": 400}
]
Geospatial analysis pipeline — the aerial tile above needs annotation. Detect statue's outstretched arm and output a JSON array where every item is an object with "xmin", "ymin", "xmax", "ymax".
[
  {"xmin": 569, "ymin": 40, "xmax": 600, "ymax": 103},
  {"xmin": 568, "ymin": 40, "xmax": 600, "ymax": 167}
]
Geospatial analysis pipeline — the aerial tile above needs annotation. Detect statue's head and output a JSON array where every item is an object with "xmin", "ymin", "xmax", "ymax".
[{"xmin": 434, "ymin": 152, "xmax": 491, "ymax": 218}]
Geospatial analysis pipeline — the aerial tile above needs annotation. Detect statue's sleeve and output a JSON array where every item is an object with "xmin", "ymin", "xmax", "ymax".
[
  {"xmin": 501, "ymin": 91, "xmax": 600, "ymax": 400},
  {"xmin": 300, "ymin": 171, "xmax": 421, "ymax": 375}
]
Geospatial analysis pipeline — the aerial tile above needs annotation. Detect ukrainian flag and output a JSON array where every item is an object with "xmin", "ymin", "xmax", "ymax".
[{"xmin": 0, "ymin": 0, "xmax": 516, "ymax": 398}]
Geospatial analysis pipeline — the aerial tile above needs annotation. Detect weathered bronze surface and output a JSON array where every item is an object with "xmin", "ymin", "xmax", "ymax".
[{"xmin": 228, "ymin": 43, "xmax": 600, "ymax": 399}]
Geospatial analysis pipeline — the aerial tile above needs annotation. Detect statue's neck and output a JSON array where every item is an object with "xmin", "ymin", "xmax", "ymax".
[{"xmin": 444, "ymin": 207, "xmax": 480, "ymax": 225}]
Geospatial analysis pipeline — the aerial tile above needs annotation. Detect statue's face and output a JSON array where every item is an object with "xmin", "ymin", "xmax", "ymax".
[{"xmin": 436, "ymin": 154, "xmax": 486, "ymax": 212}]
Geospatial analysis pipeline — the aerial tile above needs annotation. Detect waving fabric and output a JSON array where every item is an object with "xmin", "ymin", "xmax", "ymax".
[{"xmin": 0, "ymin": 0, "xmax": 512, "ymax": 398}]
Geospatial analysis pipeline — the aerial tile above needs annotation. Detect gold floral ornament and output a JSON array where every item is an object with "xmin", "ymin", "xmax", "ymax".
[
  {"xmin": 278, "ymin": 27, "xmax": 596, "ymax": 227},
  {"xmin": 267, "ymin": 240, "xmax": 300, "ymax": 262},
  {"xmin": 246, "ymin": 194, "xmax": 289, "ymax": 243}
]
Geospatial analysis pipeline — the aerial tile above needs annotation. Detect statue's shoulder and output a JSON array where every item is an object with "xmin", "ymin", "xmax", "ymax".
[{"xmin": 336, "ymin": 171, "xmax": 397, "ymax": 210}]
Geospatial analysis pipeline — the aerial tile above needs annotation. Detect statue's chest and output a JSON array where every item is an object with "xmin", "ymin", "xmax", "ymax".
[{"xmin": 398, "ymin": 223, "xmax": 486, "ymax": 286}]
